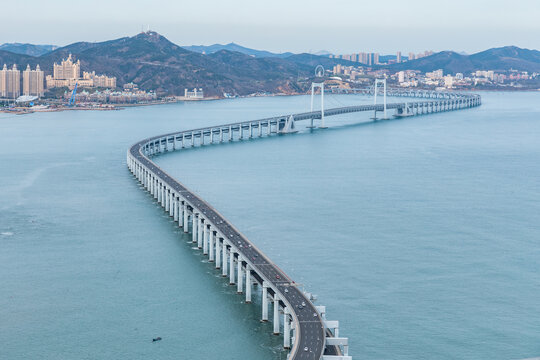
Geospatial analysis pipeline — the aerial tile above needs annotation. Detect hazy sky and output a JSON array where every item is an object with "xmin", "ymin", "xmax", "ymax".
[{"xmin": 2, "ymin": 0, "xmax": 539, "ymax": 54}]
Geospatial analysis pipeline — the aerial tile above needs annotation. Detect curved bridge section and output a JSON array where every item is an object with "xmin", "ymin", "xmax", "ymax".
[{"xmin": 127, "ymin": 91, "xmax": 481, "ymax": 360}]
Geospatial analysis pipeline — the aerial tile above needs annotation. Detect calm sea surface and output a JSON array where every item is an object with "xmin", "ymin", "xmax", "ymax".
[{"xmin": 1, "ymin": 92, "xmax": 539, "ymax": 359}]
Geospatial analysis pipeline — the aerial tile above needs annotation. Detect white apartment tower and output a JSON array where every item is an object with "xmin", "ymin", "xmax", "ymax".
[
  {"xmin": 23, "ymin": 65, "xmax": 45, "ymax": 97},
  {"xmin": 0, "ymin": 64, "xmax": 21, "ymax": 98}
]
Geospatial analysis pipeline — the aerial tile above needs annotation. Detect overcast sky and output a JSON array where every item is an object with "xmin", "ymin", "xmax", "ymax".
[{"xmin": 1, "ymin": 0, "xmax": 539, "ymax": 54}]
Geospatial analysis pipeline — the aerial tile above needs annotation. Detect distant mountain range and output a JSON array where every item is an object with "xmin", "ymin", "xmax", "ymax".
[
  {"xmin": 182, "ymin": 42, "xmax": 294, "ymax": 59},
  {"xmin": 0, "ymin": 33, "xmax": 538, "ymax": 96},
  {"xmin": 385, "ymin": 46, "xmax": 540, "ymax": 73},
  {"xmin": 0, "ymin": 43, "xmax": 57, "ymax": 57},
  {"xmin": 0, "ymin": 32, "xmax": 317, "ymax": 96}
]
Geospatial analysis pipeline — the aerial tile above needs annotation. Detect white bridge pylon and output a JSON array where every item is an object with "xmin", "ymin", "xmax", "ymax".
[
  {"xmin": 310, "ymin": 82, "xmax": 326, "ymax": 129},
  {"xmin": 373, "ymin": 78, "xmax": 389, "ymax": 120}
]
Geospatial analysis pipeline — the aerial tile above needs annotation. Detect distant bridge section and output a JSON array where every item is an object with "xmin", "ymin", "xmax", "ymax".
[{"xmin": 127, "ymin": 89, "xmax": 481, "ymax": 360}]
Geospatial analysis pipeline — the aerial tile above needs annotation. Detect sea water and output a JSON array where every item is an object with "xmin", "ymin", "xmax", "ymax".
[{"xmin": 1, "ymin": 92, "xmax": 539, "ymax": 359}]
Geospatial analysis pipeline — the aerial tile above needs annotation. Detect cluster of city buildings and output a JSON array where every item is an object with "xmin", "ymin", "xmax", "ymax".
[
  {"xmin": 0, "ymin": 54, "xmax": 116, "ymax": 100},
  {"xmin": 63, "ymin": 82, "xmax": 156, "ymax": 104},
  {"xmin": 393, "ymin": 69, "xmax": 538, "ymax": 89},
  {"xmin": 331, "ymin": 63, "xmax": 538, "ymax": 90},
  {"xmin": 46, "ymin": 54, "xmax": 116, "ymax": 89},
  {"xmin": 330, "ymin": 50, "xmax": 434, "ymax": 65}
]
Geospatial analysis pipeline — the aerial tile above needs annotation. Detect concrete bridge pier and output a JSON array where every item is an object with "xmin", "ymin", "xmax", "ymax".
[
  {"xmin": 203, "ymin": 223, "xmax": 209, "ymax": 254},
  {"xmin": 197, "ymin": 217, "xmax": 203, "ymax": 248},
  {"xmin": 183, "ymin": 204, "xmax": 188, "ymax": 231},
  {"xmin": 169, "ymin": 191, "xmax": 174, "ymax": 216},
  {"xmin": 284, "ymin": 307, "xmax": 291, "ymax": 348},
  {"xmin": 273, "ymin": 293, "xmax": 280, "ymax": 335},
  {"xmin": 209, "ymin": 230, "xmax": 215, "ymax": 262},
  {"xmin": 262, "ymin": 281, "xmax": 269, "ymax": 321},
  {"xmin": 222, "ymin": 241, "xmax": 228, "ymax": 276},
  {"xmin": 173, "ymin": 196, "xmax": 178, "ymax": 221},
  {"xmin": 229, "ymin": 249, "xmax": 236, "ymax": 285},
  {"xmin": 215, "ymin": 235, "xmax": 221, "ymax": 268},
  {"xmin": 229, "ymin": 126, "xmax": 233, "ymax": 141},
  {"xmin": 178, "ymin": 199, "xmax": 183, "ymax": 227},
  {"xmin": 237, "ymin": 259, "xmax": 243, "ymax": 293},
  {"xmin": 245, "ymin": 266, "xmax": 252, "ymax": 303},
  {"xmin": 192, "ymin": 213, "xmax": 198, "ymax": 243}
]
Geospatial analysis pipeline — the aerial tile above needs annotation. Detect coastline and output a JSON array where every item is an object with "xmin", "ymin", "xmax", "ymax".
[{"xmin": 2, "ymin": 87, "xmax": 538, "ymax": 116}]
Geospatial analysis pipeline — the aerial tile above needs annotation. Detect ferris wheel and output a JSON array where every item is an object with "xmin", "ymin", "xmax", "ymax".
[{"xmin": 314, "ymin": 65, "xmax": 325, "ymax": 78}]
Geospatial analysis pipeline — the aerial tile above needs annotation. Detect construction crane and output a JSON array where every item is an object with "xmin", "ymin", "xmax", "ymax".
[{"xmin": 68, "ymin": 82, "xmax": 78, "ymax": 106}]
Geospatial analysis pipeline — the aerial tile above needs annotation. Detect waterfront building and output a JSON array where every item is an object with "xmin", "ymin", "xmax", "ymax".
[
  {"xmin": 397, "ymin": 51, "xmax": 402, "ymax": 63},
  {"xmin": 426, "ymin": 69, "xmax": 444, "ymax": 79},
  {"xmin": 444, "ymin": 75, "xmax": 454, "ymax": 88},
  {"xmin": 23, "ymin": 65, "xmax": 44, "ymax": 97},
  {"xmin": 46, "ymin": 54, "xmax": 116, "ymax": 90},
  {"xmin": 54, "ymin": 54, "xmax": 80, "ymax": 80},
  {"xmin": 83, "ymin": 71, "xmax": 117, "ymax": 88},
  {"xmin": 0, "ymin": 64, "xmax": 21, "ymax": 98},
  {"xmin": 184, "ymin": 88, "xmax": 204, "ymax": 99}
]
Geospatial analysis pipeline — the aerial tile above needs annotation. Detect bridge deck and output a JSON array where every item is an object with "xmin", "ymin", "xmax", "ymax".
[{"xmin": 128, "ymin": 90, "xmax": 481, "ymax": 360}]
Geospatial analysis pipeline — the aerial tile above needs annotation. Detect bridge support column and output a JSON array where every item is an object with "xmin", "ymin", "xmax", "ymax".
[
  {"xmin": 192, "ymin": 213, "xmax": 198, "ymax": 243},
  {"xmin": 191, "ymin": 132, "xmax": 195, "ymax": 147},
  {"xmin": 215, "ymin": 236, "xmax": 221, "ymax": 268},
  {"xmin": 168, "ymin": 191, "xmax": 173, "ymax": 216},
  {"xmin": 197, "ymin": 217, "xmax": 203, "ymax": 248},
  {"xmin": 229, "ymin": 126, "xmax": 233, "ymax": 141},
  {"xmin": 258, "ymin": 122, "xmax": 262, "ymax": 137},
  {"xmin": 203, "ymin": 224, "xmax": 209, "ymax": 255},
  {"xmin": 229, "ymin": 249, "xmax": 235, "ymax": 285},
  {"xmin": 284, "ymin": 307, "xmax": 291, "ymax": 348},
  {"xmin": 177, "ymin": 200, "xmax": 183, "ymax": 227},
  {"xmin": 273, "ymin": 293, "xmax": 280, "ymax": 335},
  {"xmin": 183, "ymin": 204, "xmax": 188, "ymax": 231},
  {"xmin": 245, "ymin": 266, "xmax": 252, "ymax": 303},
  {"xmin": 237, "ymin": 258, "xmax": 243, "ymax": 293},
  {"xmin": 222, "ymin": 242, "xmax": 228, "ymax": 276},
  {"xmin": 209, "ymin": 230, "xmax": 214, "ymax": 261},
  {"xmin": 173, "ymin": 196, "xmax": 178, "ymax": 221},
  {"xmin": 220, "ymin": 128, "xmax": 223, "ymax": 142},
  {"xmin": 262, "ymin": 282, "xmax": 269, "ymax": 321},
  {"xmin": 161, "ymin": 184, "xmax": 165, "ymax": 207}
]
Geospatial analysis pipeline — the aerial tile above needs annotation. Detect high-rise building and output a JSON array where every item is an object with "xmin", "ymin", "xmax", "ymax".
[
  {"xmin": 54, "ymin": 54, "xmax": 80, "ymax": 80},
  {"xmin": 408, "ymin": 52, "xmax": 416, "ymax": 61},
  {"xmin": 374, "ymin": 53, "xmax": 379, "ymax": 65},
  {"xmin": 0, "ymin": 65, "xmax": 6, "ymax": 97},
  {"xmin": 0, "ymin": 64, "xmax": 21, "ymax": 98},
  {"xmin": 23, "ymin": 65, "xmax": 44, "ymax": 97},
  {"xmin": 396, "ymin": 51, "xmax": 402, "ymax": 63}
]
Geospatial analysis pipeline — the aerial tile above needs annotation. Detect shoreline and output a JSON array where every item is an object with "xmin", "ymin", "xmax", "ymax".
[{"xmin": 2, "ymin": 88, "xmax": 538, "ymax": 115}]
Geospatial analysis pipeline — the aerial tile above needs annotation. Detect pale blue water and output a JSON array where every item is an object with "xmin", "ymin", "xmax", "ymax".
[{"xmin": 1, "ymin": 92, "xmax": 539, "ymax": 359}]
